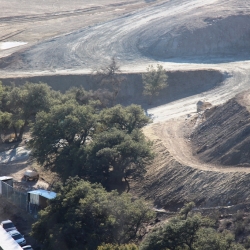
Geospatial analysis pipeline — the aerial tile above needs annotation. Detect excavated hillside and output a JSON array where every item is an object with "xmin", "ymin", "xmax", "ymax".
[
  {"xmin": 131, "ymin": 91, "xmax": 250, "ymax": 210},
  {"xmin": 131, "ymin": 123, "xmax": 250, "ymax": 211},
  {"xmin": 191, "ymin": 91, "xmax": 250, "ymax": 166}
]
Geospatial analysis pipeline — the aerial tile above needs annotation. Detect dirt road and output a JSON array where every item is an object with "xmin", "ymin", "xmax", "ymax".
[{"xmin": 151, "ymin": 113, "xmax": 250, "ymax": 174}]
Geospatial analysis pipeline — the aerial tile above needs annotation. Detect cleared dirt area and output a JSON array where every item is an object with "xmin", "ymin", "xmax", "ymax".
[
  {"xmin": 130, "ymin": 115, "xmax": 250, "ymax": 210},
  {"xmin": 191, "ymin": 92, "xmax": 250, "ymax": 166}
]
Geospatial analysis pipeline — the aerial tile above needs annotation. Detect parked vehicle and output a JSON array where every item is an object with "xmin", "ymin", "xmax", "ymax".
[
  {"xmin": 8, "ymin": 230, "xmax": 26, "ymax": 246},
  {"xmin": 22, "ymin": 245, "xmax": 33, "ymax": 250},
  {"xmin": 0, "ymin": 220, "xmax": 17, "ymax": 232},
  {"xmin": 23, "ymin": 170, "xmax": 39, "ymax": 181}
]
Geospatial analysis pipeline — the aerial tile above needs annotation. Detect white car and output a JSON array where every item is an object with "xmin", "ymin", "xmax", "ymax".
[
  {"xmin": 0, "ymin": 219, "xmax": 17, "ymax": 232},
  {"xmin": 8, "ymin": 229, "xmax": 26, "ymax": 246}
]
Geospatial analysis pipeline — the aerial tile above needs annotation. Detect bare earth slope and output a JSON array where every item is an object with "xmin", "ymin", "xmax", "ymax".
[
  {"xmin": 191, "ymin": 91, "xmax": 250, "ymax": 166},
  {"xmin": 131, "ymin": 106, "xmax": 250, "ymax": 210}
]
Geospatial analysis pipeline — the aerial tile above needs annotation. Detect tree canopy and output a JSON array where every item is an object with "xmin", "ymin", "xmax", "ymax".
[
  {"xmin": 140, "ymin": 214, "xmax": 245, "ymax": 250},
  {"xmin": 92, "ymin": 57, "xmax": 126, "ymax": 106},
  {"xmin": 0, "ymin": 82, "xmax": 53, "ymax": 141},
  {"xmin": 142, "ymin": 64, "xmax": 168, "ymax": 105},
  {"xmin": 31, "ymin": 177, "xmax": 154, "ymax": 250},
  {"xmin": 29, "ymin": 98, "xmax": 153, "ymax": 187}
]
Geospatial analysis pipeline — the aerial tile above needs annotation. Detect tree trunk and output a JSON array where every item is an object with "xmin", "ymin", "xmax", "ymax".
[
  {"xmin": 13, "ymin": 126, "xmax": 18, "ymax": 140},
  {"xmin": 124, "ymin": 176, "xmax": 130, "ymax": 193},
  {"xmin": 18, "ymin": 120, "xmax": 28, "ymax": 141}
]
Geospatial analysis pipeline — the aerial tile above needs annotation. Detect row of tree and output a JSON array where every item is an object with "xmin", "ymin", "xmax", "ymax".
[{"xmin": 0, "ymin": 61, "xmax": 168, "ymax": 142}]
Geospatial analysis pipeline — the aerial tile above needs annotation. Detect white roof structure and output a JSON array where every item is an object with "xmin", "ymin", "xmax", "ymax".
[
  {"xmin": 28, "ymin": 190, "xmax": 56, "ymax": 199},
  {"xmin": 0, "ymin": 227, "xmax": 22, "ymax": 250},
  {"xmin": 0, "ymin": 176, "xmax": 13, "ymax": 181}
]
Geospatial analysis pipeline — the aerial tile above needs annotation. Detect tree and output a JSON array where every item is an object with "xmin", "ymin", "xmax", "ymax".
[
  {"xmin": 142, "ymin": 64, "xmax": 168, "ymax": 105},
  {"xmin": 29, "ymin": 101, "xmax": 98, "ymax": 180},
  {"xmin": 92, "ymin": 57, "xmax": 126, "ymax": 106},
  {"xmin": 31, "ymin": 177, "xmax": 154, "ymax": 250},
  {"xmin": 86, "ymin": 128, "xmax": 153, "ymax": 188},
  {"xmin": 180, "ymin": 202, "xmax": 195, "ymax": 220},
  {"xmin": 0, "ymin": 111, "xmax": 12, "ymax": 143},
  {"xmin": 65, "ymin": 86, "xmax": 113, "ymax": 108},
  {"xmin": 29, "ymin": 99, "xmax": 153, "ymax": 186},
  {"xmin": 0, "ymin": 81, "xmax": 4, "ymax": 106},
  {"xmin": 140, "ymin": 214, "xmax": 245, "ymax": 250},
  {"xmin": 140, "ymin": 215, "xmax": 203, "ymax": 250},
  {"xmin": 0, "ymin": 82, "xmax": 53, "ymax": 141},
  {"xmin": 195, "ymin": 228, "xmax": 245, "ymax": 250},
  {"xmin": 100, "ymin": 104, "xmax": 152, "ymax": 134}
]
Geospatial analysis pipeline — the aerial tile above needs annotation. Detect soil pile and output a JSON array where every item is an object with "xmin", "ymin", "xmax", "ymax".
[{"xmin": 191, "ymin": 91, "xmax": 250, "ymax": 166}]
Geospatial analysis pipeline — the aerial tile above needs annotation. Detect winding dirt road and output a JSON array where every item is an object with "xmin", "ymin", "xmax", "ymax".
[{"xmin": 151, "ymin": 113, "xmax": 250, "ymax": 174}]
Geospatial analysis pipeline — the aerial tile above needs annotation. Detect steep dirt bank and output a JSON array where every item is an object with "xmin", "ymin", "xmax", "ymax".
[
  {"xmin": 0, "ymin": 69, "xmax": 224, "ymax": 108},
  {"xmin": 191, "ymin": 91, "xmax": 250, "ymax": 166},
  {"xmin": 143, "ymin": 14, "xmax": 250, "ymax": 60},
  {"xmin": 131, "ymin": 122, "xmax": 250, "ymax": 211}
]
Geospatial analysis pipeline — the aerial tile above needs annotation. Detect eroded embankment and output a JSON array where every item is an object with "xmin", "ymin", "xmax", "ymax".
[
  {"xmin": 191, "ymin": 91, "xmax": 250, "ymax": 166},
  {"xmin": 132, "ymin": 125, "xmax": 250, "ymax": 211},
  {"xmin": 144, "ymin": 15, "xmax": 250, "ymax": 60},
  {"xmin": 0, "ymin": 69, "xmax": 224, "ymax": 108}
]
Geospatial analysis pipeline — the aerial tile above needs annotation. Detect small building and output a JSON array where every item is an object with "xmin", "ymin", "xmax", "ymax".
[
  {"xmin": 27, "ymin": 189, "xmax": 56, "ymax": 209},
  {"xmin": 0, "ymin": 176, "xmax": 13, "ymax": 195}
]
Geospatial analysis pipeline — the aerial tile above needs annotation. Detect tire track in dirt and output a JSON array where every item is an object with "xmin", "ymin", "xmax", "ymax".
[{"xmin": 152, "ymin": 116, "xmax": 250, "ymax": 174}]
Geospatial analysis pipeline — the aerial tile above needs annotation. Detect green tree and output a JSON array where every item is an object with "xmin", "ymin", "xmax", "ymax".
[
  {"xmin": 29, "ymin": 101, "xmax": 97, "ymax": 180},
  {"xmin": 140, "ymin": 215, "xmax": 203, "ymax": 250},
  {"xmin": 140, "ymin": 214, "xmax": 245, "ymax": 250},
  {"xmin": 195, "ymin": 228, "xmax": 245, "ymax": 250},
  {"xmin": 100, "ymin": 104, "xmax": 151, "ymax": 134},
  {"xmin": 31, "ymin": 177, "xmax": 154, "ymax": 250},
  {"xmin": 142, "ymin": 64, "xmax": 168, "ymax": 105},
  {"xmin": 180, "ymin": 202, "xmax": 195, "ymax": 220},
  {"xmin": 29, "ymin": 100, "xmax": 153, "ymax": 185},
  {"xmin": 0, "ymin": 111, "xmax": 12, "ymax": 142},
  {"xmin": 87, "ymin": 128, "xmax": 153, "ymax": 188},
  {"xmin": 0, "ymin": 81, "xmax": 4, "ymax": 105},
  {"xmin": 92, "ymin": 57, "xmax": 126, "ymax": 106},
  {"xmin": 0, "ymin": 82, "xmax": 52, "ymax": 141},
  {"xmin": 65, "ymin": 86, "xmax": 112, "ymax": 108}
]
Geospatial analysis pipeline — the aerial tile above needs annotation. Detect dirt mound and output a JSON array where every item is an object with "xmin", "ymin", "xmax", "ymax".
[
  {"xmin": 143, "ymin": 15, "xmax": 250, "ymax": 60},
  {"xmin": 131, "ymin": 124, "xmax": 250, "ymax": 210},
  {"xmin": 191, "ymin": 91, "xmax": 250, "ymax": 166}
]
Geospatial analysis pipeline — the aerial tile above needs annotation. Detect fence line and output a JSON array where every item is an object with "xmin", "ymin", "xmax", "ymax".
[{"xmin": 0, "ymin": 180, "xmax": 28, "ymax": 211}]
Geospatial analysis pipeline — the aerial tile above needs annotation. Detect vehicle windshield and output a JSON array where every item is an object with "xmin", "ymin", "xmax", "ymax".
[
  {"xmin": 3, "ymin": 222, "xmax": 15, "ymax": 229},
  {"xmin": 12, "ymin": 233, "xmax": 23, "ymax": 240}
]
